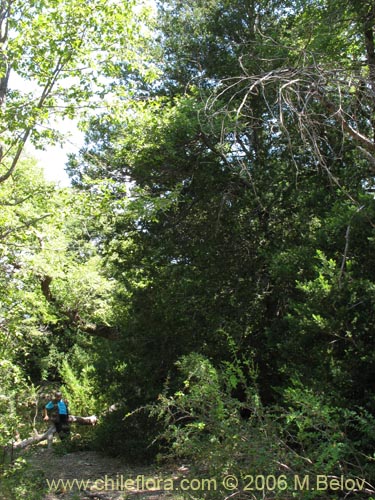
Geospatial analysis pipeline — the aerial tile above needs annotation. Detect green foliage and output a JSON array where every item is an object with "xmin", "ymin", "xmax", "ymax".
[
  {"xmin": 0, "ymin": 158, "xmax": 55, "ymax": 447},
  {"xmin": 0, "ymin": 154, "xmax": 120, "ymax": 464},
  {"xmin": 0, "ymin": 458, "xmax": 46, "ymax": 500},
  {"xmin": 61, "ymin": 0, "xmax": 375, "ymax": 489},
  {"xmin": 93, "ymin": 408, "xmax": 161, "ymax": 463},
  {"xmin": 152, "ymin": 355, "xmax": 375, "ymax": 499},
  {"xmin": 1, "ymin": 3, "xmax": 375, "ymax": 498},
  {"xmin": 1, "ymin": 0, "xmax": 152, "ymax": 148},
  {"xmin": 151, "ymin": 355, "xmax": 278, "ymax": 491},
  {"xmin": 59, "ymin": 359, "xmax": 97, "ymax": 416},
  {"xmin": 0, "ymin": 361, "xmax": 36, "ymax": 446}
]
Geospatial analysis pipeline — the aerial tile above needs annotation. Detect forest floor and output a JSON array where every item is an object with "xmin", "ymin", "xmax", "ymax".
[{"xmin": 28, "ymin": 446, "xmax": 186, "ymax": 500}]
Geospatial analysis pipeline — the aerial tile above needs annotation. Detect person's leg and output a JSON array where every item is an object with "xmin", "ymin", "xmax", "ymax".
[
  {"xmin": 58, "ymin": 414, "xmax": 70, "ymax": 440},
  {"xmin": 54, "ymin": 419, "xmax": 62, "ymax": 434}
]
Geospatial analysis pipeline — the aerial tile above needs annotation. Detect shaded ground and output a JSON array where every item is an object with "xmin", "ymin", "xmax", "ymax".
[{"xmin": 28, "ymin": 448, "xmax": 186, "ymax": 500}]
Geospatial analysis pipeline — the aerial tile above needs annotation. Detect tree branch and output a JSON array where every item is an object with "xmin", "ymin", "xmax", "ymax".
[
  {"xmin": 0, "ymin": 213, "xmax": 52, "ymax": 240},
  {"xmin": 39, "ymin": 273, "xmax": 120, "ymax": 341},
  {"xmin": 10, "ymin": 415, "xmax": 98, "ymax": 451},
  {"xmin": 339, "ymin": 224, "xmax": 351, "ymax": 288},
  {"xmin": 313, "ymin": 87, "xmax": 375, "ymax": 158},
  {"xmin": 0, "ymin": 53, "xmax": 71, "ymax": 184}
]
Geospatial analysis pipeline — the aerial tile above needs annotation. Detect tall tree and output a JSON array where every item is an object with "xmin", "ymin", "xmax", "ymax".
[
  {"xmin": 67, "ymin": 0, "xmax": 375, "ymax": 475},
  {"xmin": 0, "ymin": 0, "xmax": 152, "ymax": 184}
]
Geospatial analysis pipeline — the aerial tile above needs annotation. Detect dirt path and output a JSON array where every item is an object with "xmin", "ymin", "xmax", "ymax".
[{"xmin": 29, "ymin": 448, "xmax": 185, "ymax": 500}]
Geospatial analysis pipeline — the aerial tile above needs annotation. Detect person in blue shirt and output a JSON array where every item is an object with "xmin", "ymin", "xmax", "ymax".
[{"xmin": 43, "ymin": 391, "xmax": 70, "ymax": 440}]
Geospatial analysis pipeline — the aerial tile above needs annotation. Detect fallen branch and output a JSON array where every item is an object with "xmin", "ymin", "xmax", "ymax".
[
  {"xmin": 68, "ymin": 415, "xmax": 98, "ymax": 426},
  {"xmin": 10, "ymin": 414, "xmax": 98, "ymax": 451},
  {"xmin": 12, "ymin": 425, "xmax": 56, "ymax": 451}
]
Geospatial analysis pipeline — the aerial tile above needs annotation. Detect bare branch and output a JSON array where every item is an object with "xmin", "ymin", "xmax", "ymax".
[
  {"xmin": 313, "ymin": 87, "xmax": 375, "ymax": 156},
  {"xmin": 339, "ymin": 224, "xmax": 351, "ymax": 288},
  {"xmin": 10, "ymin": 415, "xmax": 98, "ymax": 451}
]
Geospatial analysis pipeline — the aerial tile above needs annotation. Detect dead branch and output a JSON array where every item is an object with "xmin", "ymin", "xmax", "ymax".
[
  {"xmin": 67, "ymin": 415, "xmax": 98, "ymax": 426},
  {"xmin": 11, "ymin": 425, "xmax": 56, "ymax": 451},
  {"xmin": 205, "ymin": 63, "xmax": 375, "ymax": 202},
  {"xmin": 313, "ymin": 87, "xmax": 375, "ymax": 158},
  {"xmin": 339, "ymin": 224, "xmax": 351, "ymax": 288},
  {"xmin": 10, "ymin": 414, "xmax": 98, "ymax": 451}
]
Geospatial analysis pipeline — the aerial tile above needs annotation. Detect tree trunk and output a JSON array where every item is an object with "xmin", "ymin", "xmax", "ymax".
[{"xmin": 9, "ymin": 414, "xmax": 98, "ymax": 451}]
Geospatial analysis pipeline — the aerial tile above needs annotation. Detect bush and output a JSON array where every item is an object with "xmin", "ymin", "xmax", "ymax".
[
  {"xmin": 92, "ymin": 407, "xmax": 162, "ymax": 463},
  {"xmin": 0, "ymin": 458, "xmax": 46, "ymax": 500},
  {"xmin": 151, "ymin": 353, "xmax": 375, "ymax": 499}
]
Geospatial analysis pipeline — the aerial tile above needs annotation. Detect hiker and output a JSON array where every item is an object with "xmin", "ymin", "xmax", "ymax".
[{"xmin": 43, "ymin": 391, "xmax": 70, "ymax": 440}]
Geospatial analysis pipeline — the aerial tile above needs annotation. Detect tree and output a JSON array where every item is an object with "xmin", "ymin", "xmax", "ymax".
[
  {"xmin": 64, "ymin": 1, "xmax": 375, "ymax": 481},
  {"xmin": 202, "ymin": 0, "xmax": 375, "ymax": 194},
  {"xmin": 0, "ymin": 0, "xmax": 158, "ymax": 458},
  {"xmin": 0, "ymin": 0, "xmax": 154, "ymax": 184},
  {"xmin": 0, "ymin": 158, "xmax": 126, "ymax": 461}
]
